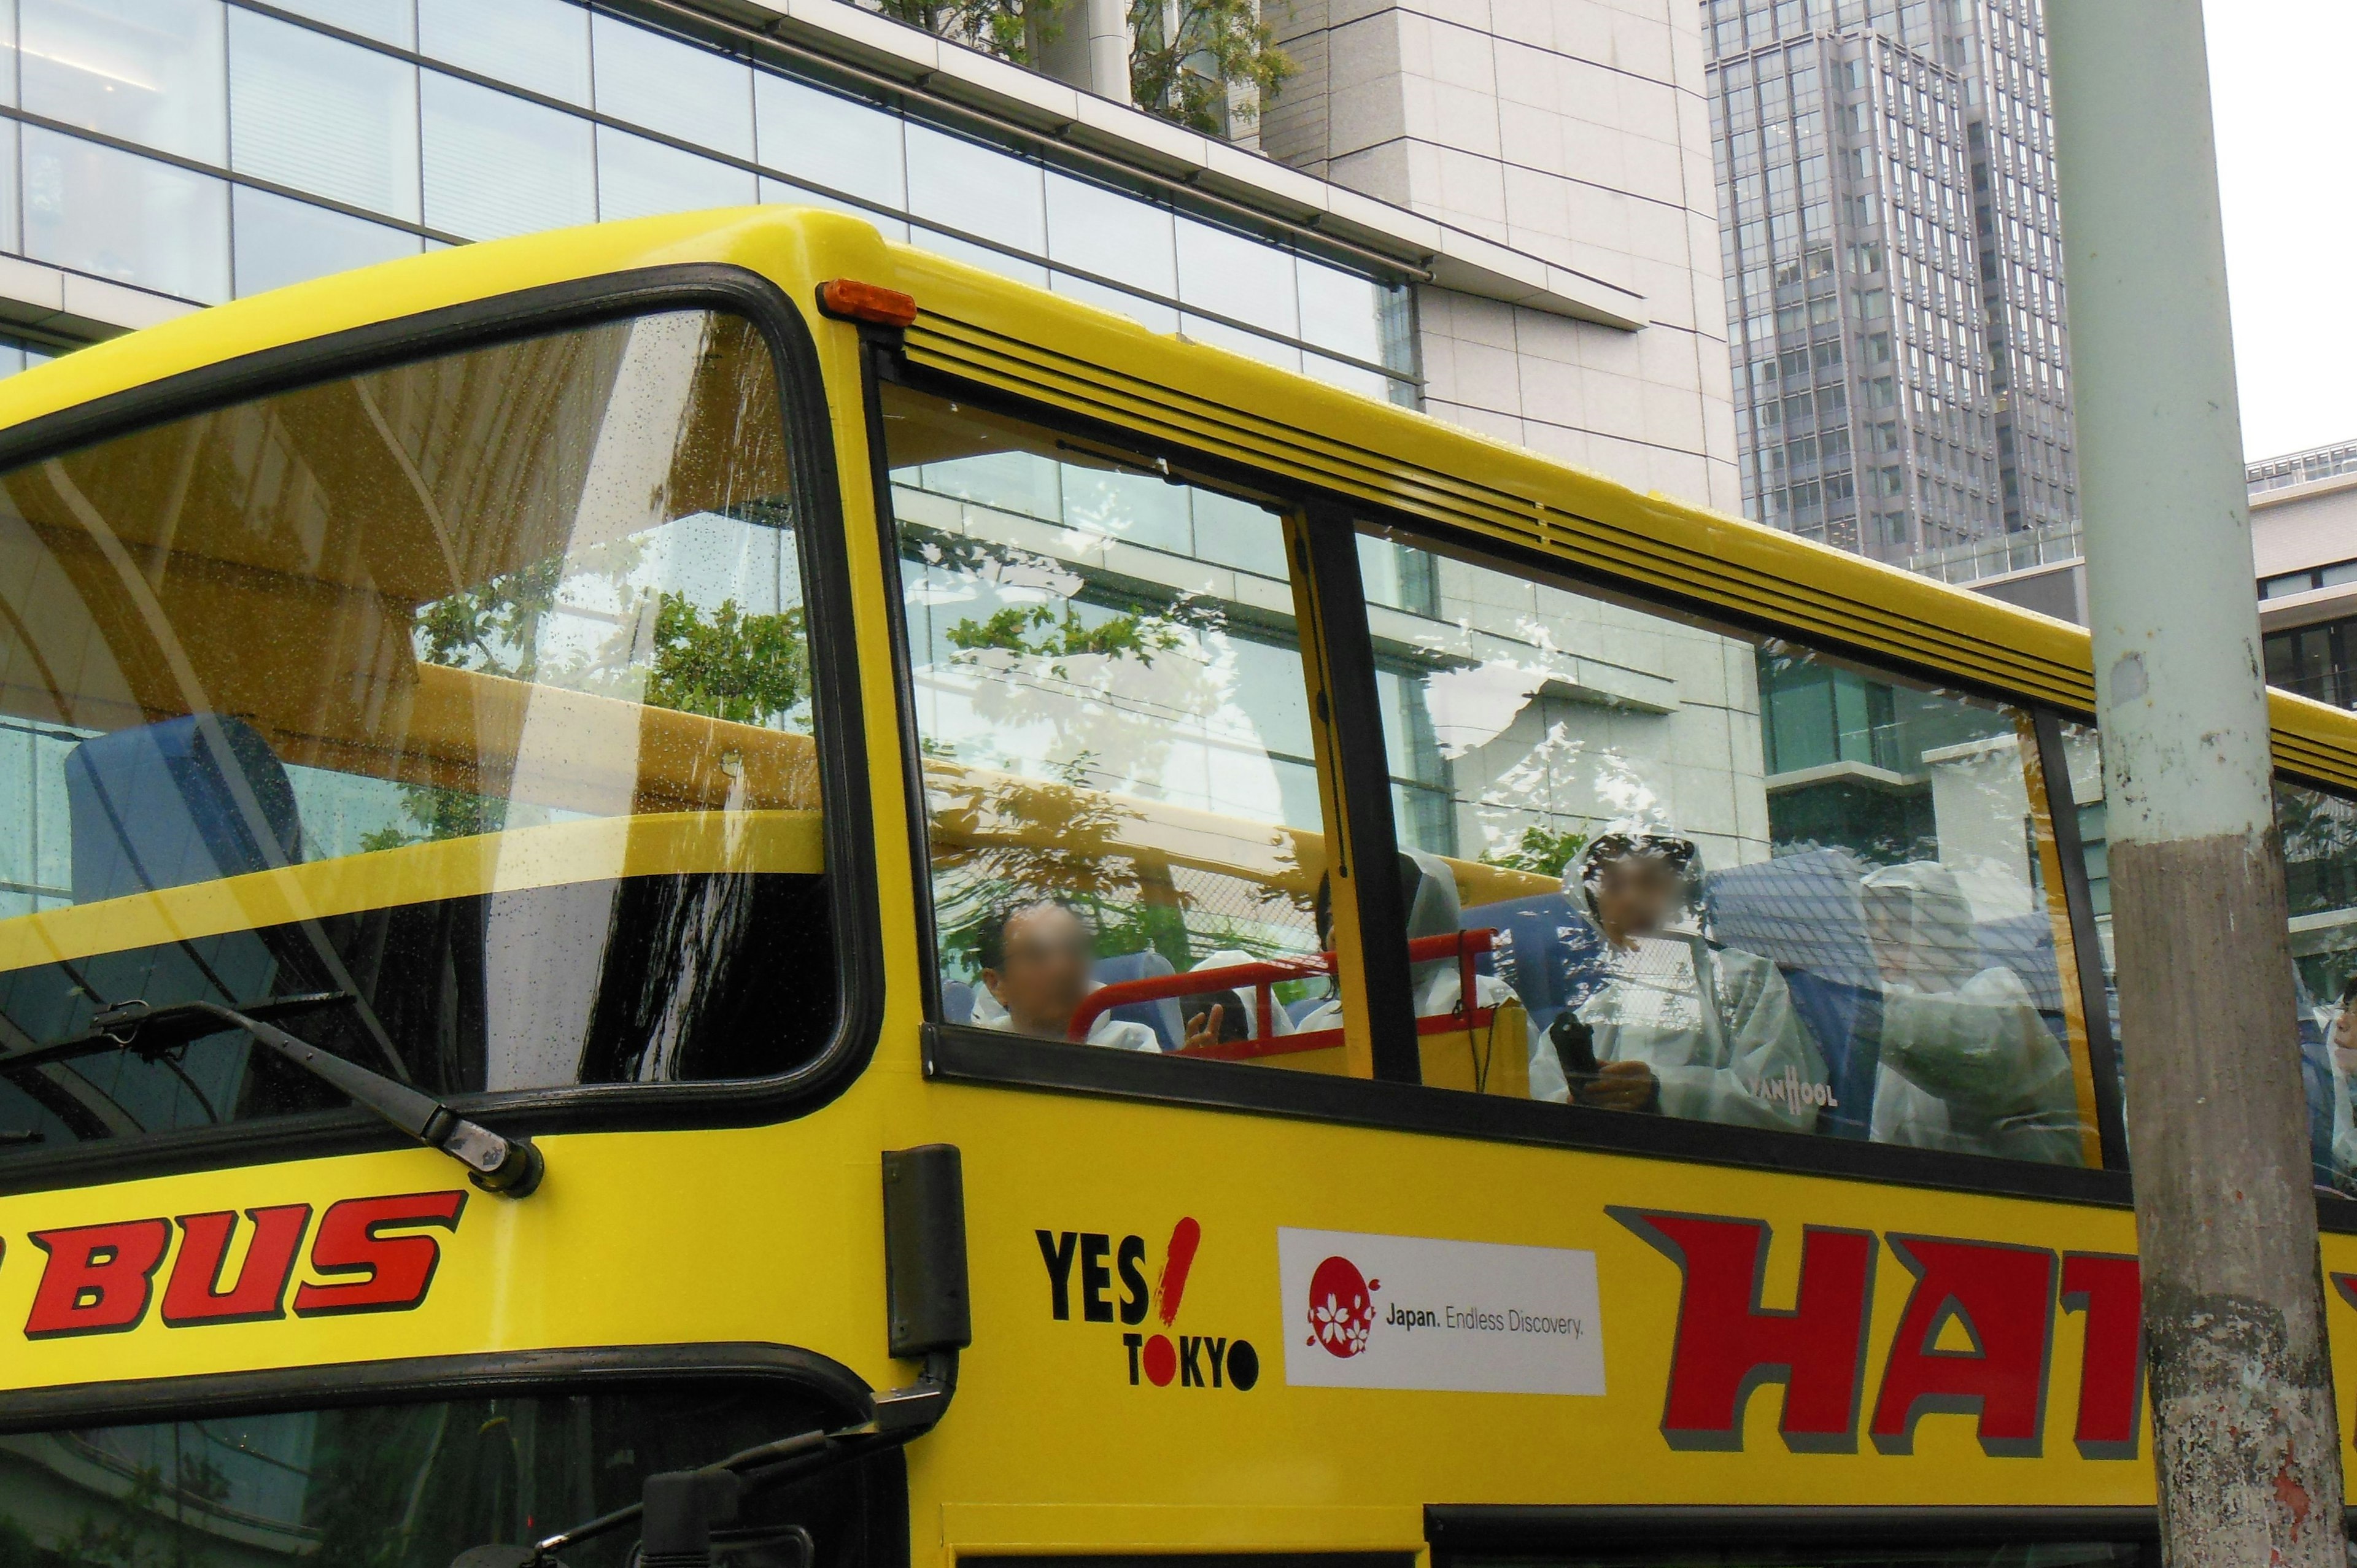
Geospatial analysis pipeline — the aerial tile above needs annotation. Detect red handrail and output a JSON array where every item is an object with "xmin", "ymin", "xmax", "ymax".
[{"xmin": 1067, "ymin": 929, "xmax": 1497, "ymax": 1047}]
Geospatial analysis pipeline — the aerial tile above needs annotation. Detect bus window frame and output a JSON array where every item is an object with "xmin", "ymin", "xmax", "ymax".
[
  {"xmin": 0, "ymin": 263, "xmax": 886, "ymax": 1196},
  {"xmin": 864, "ymin": 350, "xmax": 2135, "ymax": 1211}
]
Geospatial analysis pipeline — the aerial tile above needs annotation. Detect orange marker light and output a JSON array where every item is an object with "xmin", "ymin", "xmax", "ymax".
[{"xmin": 816, "ymin": 279, "xmax": 918, "ymax": 328}]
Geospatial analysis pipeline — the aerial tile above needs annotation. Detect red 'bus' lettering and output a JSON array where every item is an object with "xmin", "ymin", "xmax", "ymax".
[
  {"xmin": 26, "ymin": 1219, "xmax": 169, "ymax": 1338},
  {"xmin": 291, "ymin": 1191, "xmax": 466, "ymax": 1318},
  {"xmin": 1612, "ymin": 1207, "xmax": 1878, "ymax": 1452},
  {"xmin": 161, "ymin": 1205, "xmax": 314, "ymax": 1326},
  {"xmin": 2060, "ymin": 1252, "xmax": 2143, "ymax": 1459},
  {"xmin": 1869, "ymin": 1235, "xmax": 2056, "ymax": 1456}
]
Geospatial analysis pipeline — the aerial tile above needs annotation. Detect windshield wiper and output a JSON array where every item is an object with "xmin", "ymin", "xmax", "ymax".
[{"xmin": 14, "ymin": 995, "xmax": 543, "ymax": 1197}]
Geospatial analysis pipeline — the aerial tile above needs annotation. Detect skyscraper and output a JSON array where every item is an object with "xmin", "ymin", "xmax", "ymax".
[{"xmin": 1703, "ymin": 0, "xmax": 2076, "ymax": 568}]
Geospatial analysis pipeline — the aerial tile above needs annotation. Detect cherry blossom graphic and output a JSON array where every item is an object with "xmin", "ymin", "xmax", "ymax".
[{"xmin": 1306, "ymin": 1254, "xmax": 1379, "ymax": 1359}]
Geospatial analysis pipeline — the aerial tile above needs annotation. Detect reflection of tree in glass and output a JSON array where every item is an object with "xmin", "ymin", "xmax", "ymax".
[
  {"xmin": 1480, "ymin": 824, "xmax": 1588, "ymax": 879},
  {"xmin": 0, "ymin": 1459, "xmax": 218, "ymax": 1568},
  {"xmin": 929, "ymin": 751, "xmax": 1160, "ymax": 975},
  {"xmin": 368, "ymin": 543, "xmax": 808, "ymax": 849}
]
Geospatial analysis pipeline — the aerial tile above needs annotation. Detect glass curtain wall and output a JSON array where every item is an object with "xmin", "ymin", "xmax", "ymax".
[{"xmin": 0, "ymin": 0, "xmax": 1419, "ymax": 402}]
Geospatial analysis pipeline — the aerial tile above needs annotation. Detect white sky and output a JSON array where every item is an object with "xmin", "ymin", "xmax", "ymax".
[{"xmin": 2205, "ymin": 0, "xmax": 2357, "ymax": 462}]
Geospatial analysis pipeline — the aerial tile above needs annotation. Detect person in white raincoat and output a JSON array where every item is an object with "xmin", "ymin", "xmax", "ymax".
[
  {"xmin": 1857, "ymin": 861, "xmax": 2081, "ymax": 1165},
  {"xmin": 1561, "ymin": 828, "xmax": 1824, "ymax": 1131},
  {"xmin": 1295, "ymin": 853, "xmax": 1570, "ymax": 1102}
]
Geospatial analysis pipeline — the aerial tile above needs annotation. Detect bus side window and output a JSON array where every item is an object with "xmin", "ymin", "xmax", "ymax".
[
  {"xmin": 883, "ymin": 384, "xmax": 1344, "ymax": 1065},
  {"xmin": 1349, "ymin": 525, "xmax": 2106, "ymax": 1168}
]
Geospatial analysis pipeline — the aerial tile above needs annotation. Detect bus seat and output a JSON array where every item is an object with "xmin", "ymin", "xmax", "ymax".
[
  {"xmin": 942, "ymin": 979, "xmax": 975, "ymax": 1026},
  {"xmin": 1972, "ymin": 911, "xmax": 2067, "ymax": 1010},
  {"xmin": 1286, "ymin": 995, "xmax": 1326, "ymax": 1026},
  {"xmin": 1094, "ymin": 950, "xmax": 1183, "ymax": 1051},
  {"xmin": 1705, "ymin": 849, "xmax": 1881, "ymax": 1137},
  {"xmin": 1456, "ymin": 891, "xmax": 1590, "ymax": 1036},
  {"xmin": 66, "ymin": 714, "xmax": 305, "ymax": 905},
  {"xmin": 1703, "ymin": 848, "xmax": 1879, "ymax": 991},
  {"xmin": 1777, "ymin": 967, "xmax": 1881, "ymax": 1139}
]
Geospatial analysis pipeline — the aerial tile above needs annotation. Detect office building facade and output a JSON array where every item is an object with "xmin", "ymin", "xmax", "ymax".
[
  {"xmin": 1702, "ymin": 0, "xmax": 2076, "ymax": 566},
  {"xmin": 0, "ymin": 0, "xmax": 1770, "ymax": 906}
]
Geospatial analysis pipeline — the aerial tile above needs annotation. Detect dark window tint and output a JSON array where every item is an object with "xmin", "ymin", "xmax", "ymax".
[{"xmin": 0, "ymin": 1383, "xmax": 895, "ymax": 1567}]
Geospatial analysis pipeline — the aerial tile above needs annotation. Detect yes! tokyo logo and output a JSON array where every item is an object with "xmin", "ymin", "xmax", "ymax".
[
  {"xmin": 1037, "ymin": 1216, "xmax": 1260, "ymax": 1391},
  {"xmin": 1306, "ymin": 1254, "xmax": 1379, "ymax": 1358}
]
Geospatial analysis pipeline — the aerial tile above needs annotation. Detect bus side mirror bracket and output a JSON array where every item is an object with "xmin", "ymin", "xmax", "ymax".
[
  {"xmin": 875, "ymin": 1143, "xmax": 969, "ymax": 1435},
  {"xmin": 882, "ymin": 1144, "xmax": 971, "ymax": 1359}
]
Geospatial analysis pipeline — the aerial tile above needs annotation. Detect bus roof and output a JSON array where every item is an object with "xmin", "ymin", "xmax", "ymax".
[{"xmin": 4, "ymin": 204, "xmax": 2352, "ymax": 789}]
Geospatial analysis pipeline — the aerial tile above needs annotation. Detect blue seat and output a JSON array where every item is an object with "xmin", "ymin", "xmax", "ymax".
[
  {"xmin": 1705, "ymin": 848, "xmax": 1883, "ymax": 1136},
  {"xmin": 60, "ymin": 714, "xmax": 308, "ymax": 1129},
  {"xmin": 1094, "ymin": 950, "xmax": 1183, "ymax": 1051},
  {"xmin": 1778, "ymin": 968, "xmax": 1881, "ymax": 1139},
  {"xmin": 66, "ymin": 714, "xmax": 304, "ymax": 903},
  {"xmin": 1457, "ymin": 891, "xmax": 1594, "ymax": 1038},
  {"xmin": 942, "ymin": 978, "xmax": 975, "ymax": 1027}
]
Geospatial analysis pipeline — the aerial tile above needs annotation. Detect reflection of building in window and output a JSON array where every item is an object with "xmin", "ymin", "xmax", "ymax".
[
  {"xmin": 2282, "ymin": 782, "xmax": 2357, "ymax": 1002},
  {"xmin": 0, "ymin": 717, "xmax": 80, "ymax": 919},
  {"xmin": 2264, "ymin": 616, "xmax": 2357, "ymax": 712},
  {"xmin": 1756, "ymin": 652, "xmax": 2022, "ymax": 868}
]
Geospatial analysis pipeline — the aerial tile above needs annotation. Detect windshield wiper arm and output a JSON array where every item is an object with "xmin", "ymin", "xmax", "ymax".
[{"xmin": 23, "ymin": 997, "xmax": 543, "ymax": 1197}]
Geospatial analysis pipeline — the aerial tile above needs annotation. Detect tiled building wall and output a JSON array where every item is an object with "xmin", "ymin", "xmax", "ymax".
[{"xmin": 1263, "ymin": 0, "xmax": 1740, "ymax": 508}]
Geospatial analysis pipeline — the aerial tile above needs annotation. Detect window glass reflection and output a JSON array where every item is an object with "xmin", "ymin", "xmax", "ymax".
[
  {"xmin": 230, "ymin": 8, "xmax": 422, "ymax": 224},
  {"xmin": 754, "ymin": 73, "xmax": 907, "ymax": 210},
  {"xmin": 2275, "ymin": 776, "xmax": 2357, "ymax": 1190},
  {"xmin": 597, "ymin": 126, "xmax": 756, "ymax": 222},
  {"xmin": 418, "ymin": 0, "xmax": 590, "ymax": 107},
  {"xmin": 420, "ymin": 72, "xmax": 595, "ymax": 241},
  {"xmin": 22, "ymin": 0, "xmax": 226, "ymax": 164},
  {"xmin": 0, "ymin": 311, "xmax": 838, "ymax": 1145},
  {"xmin": 590, "ymin": 12, "xmax": 754, "ymax": 161},
  {"xmin": 273, "ymin": 0, "xmax": 416, "ymax": 48},
  {"xmin": 1177, "ymin": 214, "xmax": 1299, "ymax": 341},
  {"xmin": 886, "ymin": 384, "xmax": 1339, "ymax": 1062},
  {"xmin": 23, "ymin": 128, "xmax": 230, "ymax": 303},
  {"xmin": 905, "ymin": 122, "xmax": 1046, "ymax": 256},
  {"xmin": 1296, "ymin": 252, "xmax": 1384, "ymax": 363},
  {"xmin": 230, "ymin": 185, "xmax": 420, "ymax": 297},
  {"xmin": 1045, "ymin": 169, "xmax": 1177, "ymax": 299},
  {"xmin": 1353, "ymin": 536, "xmax": 2097, "ymax": 1160},
  {"xmin": 0, "ymin": 1385, "xmax": 888, "ymax": 1568}
]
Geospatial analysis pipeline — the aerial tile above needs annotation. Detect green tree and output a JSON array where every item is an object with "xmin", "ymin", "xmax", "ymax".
[
  {"xmin": 873, "ymin": 0, "xmax": 1293, "ymax": 134},
  {"xmin": 1129, "ymin": 0, "xmax": 1296, "ymax": 134}
]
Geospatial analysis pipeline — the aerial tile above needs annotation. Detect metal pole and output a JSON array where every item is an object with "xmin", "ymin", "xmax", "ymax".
[{"xmin": 2047, "ymin": 2, "xmax": 2346, "ymax": 1562}]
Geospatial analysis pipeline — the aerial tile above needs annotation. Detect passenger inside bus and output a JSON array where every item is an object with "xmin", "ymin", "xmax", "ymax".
[
  {"xmin": 1857, "ymin": 861, "xmax": 2083, "ymax": 1164},
  {"xmin": 970, "ymin": 898, "xmax": 1199, "ymax": 1052},
  {"xmin": 1554, "ymin": 828, "xmax": 1824, "ymax": 1131}
]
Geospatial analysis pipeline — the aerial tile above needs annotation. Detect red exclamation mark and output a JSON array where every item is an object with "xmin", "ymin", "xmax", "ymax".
[{"xmin": 1155, "ymin": 1216, "xmax": 1201, "ymax": 1327}]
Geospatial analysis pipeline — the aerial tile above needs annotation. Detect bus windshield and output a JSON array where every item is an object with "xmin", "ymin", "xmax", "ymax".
[{"xmin": 0, "ymin": 308, "xmax": 840, "ymax": 1152}]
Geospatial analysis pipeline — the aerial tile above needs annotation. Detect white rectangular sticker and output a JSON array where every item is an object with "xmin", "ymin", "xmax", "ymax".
[{"xmin": 1277, "ymin": 1227, "xmax": 1605, "ymax": 1395}]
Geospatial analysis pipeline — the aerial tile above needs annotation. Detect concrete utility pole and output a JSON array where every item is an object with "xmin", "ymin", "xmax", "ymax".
[{"xmin": 2048, "ymin": 3, "xmax": 2347, "ymax": 1563}]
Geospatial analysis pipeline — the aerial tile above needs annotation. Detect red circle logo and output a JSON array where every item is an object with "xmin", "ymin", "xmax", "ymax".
[
  {"xmin": 1306, "ymin": 1255, "xmax": 1376, "ymax": 1358},
  {"xmin": 1142, "ymin": 1334, "xmax": 1177, "ymax": 1386}
]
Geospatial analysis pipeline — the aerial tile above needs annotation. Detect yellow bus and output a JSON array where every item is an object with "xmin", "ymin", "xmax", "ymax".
[{"xmin": 2, "ymin": 205, "xmax": 2357, "ymax": 1567}]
